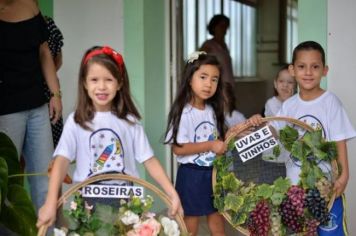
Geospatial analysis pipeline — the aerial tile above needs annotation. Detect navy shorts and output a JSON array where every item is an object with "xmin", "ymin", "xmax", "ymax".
[{"xmin": 175, "ymin": 163, "xmax": 217, "ymax": 216}]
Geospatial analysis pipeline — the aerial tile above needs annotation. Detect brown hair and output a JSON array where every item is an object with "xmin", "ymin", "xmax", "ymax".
[{"xmin": 74, "ymin": 46, "xmax": 141, "ymax": 130}]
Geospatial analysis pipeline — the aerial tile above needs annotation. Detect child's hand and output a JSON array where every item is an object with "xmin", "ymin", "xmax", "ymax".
[
  {"xmin": 210, "ymin": 140, "xmax": 227, "ymax": 155},
  {"xmin": 168, "ymin": 192, "xmax": 184, "ymax": 217},
  {"xmin": 333, "ymin": 174, "xmax": 348, "ymax": 197},
  {"xmin": 36, "ymin": 202, "xmax": 57, "ymax": 229},
  {"xmin": 247, "ymin": 114, "xmax": 264, "ymax": 126}
]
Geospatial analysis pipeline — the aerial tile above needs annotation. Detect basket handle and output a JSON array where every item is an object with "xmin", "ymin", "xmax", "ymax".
[
  {"xmin": 224, "ymin": 116, "xmax": 314, "ymax": 145},
  {"xmin": 37, "ymin": 173, "xmax": 187, "ymax": 236}
]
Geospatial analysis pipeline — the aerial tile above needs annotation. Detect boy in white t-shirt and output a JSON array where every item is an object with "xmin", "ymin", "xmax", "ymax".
[{"xmin": 249, "ymin": 41, "xmax": 356, "ymax": 235}]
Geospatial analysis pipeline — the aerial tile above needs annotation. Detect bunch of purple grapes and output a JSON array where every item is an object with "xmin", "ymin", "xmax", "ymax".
[
  {"xmin": 287, "ymin": 185, "xmax": 305, "ymax": 216},
  {"xmin": 247, "ymin": 200, "xmax": 270, "ymax": 236},
  {"xmin": 279, "ymin": 185, "xmax": 305, "ymax": 233},
  {"xmin": 305, "ymin": 188, "xmax": 330, "ymax": 225},
  {"xmin": 304, "ymin": 218, "xmax": 320, "ymax": 236}
]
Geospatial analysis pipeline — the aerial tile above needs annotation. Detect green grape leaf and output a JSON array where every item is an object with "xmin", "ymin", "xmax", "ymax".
[
  {"xmin": 270, "ymin": 192, "xmax": 285, "ymax": 206},
  {"xmin": 303, "ymin": 129, "xmax": 323, "ymax": 149},
  {"xmin": 320, "ymin": 141, "xmax": 338, "ymax": 161},
  {"xmin": 222, "ymin": 173, "xmax": 241, "ymax": 192},
  {"xmin": 224, "ymin": 193, "xmax": 244, "ymax": 212},
  {"xmin": 302, "ymin": 164, "xmax": 323, "ymax": 189},
  {"xmin": 63, "ymin": 210, "xmax": 80, "ymax": 230},
  {"xmin": 305, "ymin": 170, "xmax": 317, "ymax": 189},
  {"xmin": 94, "ymin": 223, "xmax": 116, "ymax": 236},
  {"xmin": 213, "ymin": 182, "xmax": 223, "ymax": 195},
  {"xmin": 273, "ymin": 177, "xmax": 291, "ymax": 194},
  {"xmin": 273, "ymin": 145, "xmax": 281, "ymax": 157},
  {"xmin": 291, "ymin": 140, "xmax": 310, "ymax": 160},
  {"xmin": 213, "ymin": 195, "xmax": 225, "ymax": 211},
  {"xmin": 231, "ymin": 213, "xmax": 248, "ymax": 226},
  {"xmin": 279, "ymin": 126, "xmax": 299, "ymax": 151},
  {"xmin": 94, "ymin": 204, "xmax": 116, "ymax": 224},
  {"xmin": 240, "ymin": 182, "xmax": 255, "ymax": 195},
  {"xmin": 312, "ymin": 147, "xmax": 327, "ymax": 161},
  {"xmin": 256, "ymin": 184, "xmax": 273, "ymax": 199}
]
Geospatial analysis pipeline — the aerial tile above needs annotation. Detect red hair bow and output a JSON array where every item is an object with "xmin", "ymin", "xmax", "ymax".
[{"xmin": 84, "ymin": 46, "xmax": 124, "ymax": 70}]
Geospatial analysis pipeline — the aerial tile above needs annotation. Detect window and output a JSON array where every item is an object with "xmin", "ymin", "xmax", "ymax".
[
  {"xmin": 183, "ymin": 0, "xmax": 257, "ymax": 77},
  {"xmin": 285, "ymin": 0, "xmax": 298, "ymax": 63}
]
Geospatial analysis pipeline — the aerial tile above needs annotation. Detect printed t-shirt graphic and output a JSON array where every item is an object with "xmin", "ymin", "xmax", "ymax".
[
  {"xmin": 193, "ymin": 121, "xmax": 218, "ymax": 166},
  {"xmin": 89, "ymin": 128, "xmax": 124, "ymax": 176}
]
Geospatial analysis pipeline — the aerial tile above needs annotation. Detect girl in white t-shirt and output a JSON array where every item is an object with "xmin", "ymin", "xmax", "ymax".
[
  {"xmin": 264, "ymin": 65, "xmax": 296, "ymax": 117},
  {"xmin": 37, "ymin": 46, "xmax": 182, "ymax": 229},
  {"xmin": 165, "ymin": 51, "xmax": 227, "ymax": 236}
]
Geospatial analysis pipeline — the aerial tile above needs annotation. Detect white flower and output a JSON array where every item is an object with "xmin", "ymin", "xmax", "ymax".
[
  {"xmin": 53, "ymin": 228, "xmax": 66, "ymax": 236},
  {"xmin": 70, "ymin": 201, "xmax": 77, "ymax": 210},
  {"xmin": 144, "ymin": 212, "xmax": 156, "ymax": 218},
  {"xmin": 120, "ymin": 210, "xmax": 140, "ymax": 225},
  {"xmin": 160, "ymin": 217, "xmax": 180, "ymax": 236},
  {"xmin": 187, "ymin": 51, "xmax": 207, "ymax": 63}
]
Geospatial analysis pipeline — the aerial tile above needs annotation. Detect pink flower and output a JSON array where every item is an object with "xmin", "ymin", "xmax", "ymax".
[{"xmin": 133, "ymin": 218, "xmax": 161, "ymax": 236}]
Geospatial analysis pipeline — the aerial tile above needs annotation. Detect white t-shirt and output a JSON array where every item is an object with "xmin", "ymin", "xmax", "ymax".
[
  {"xmin": 275, "ymin": 91, "xmax": 356, "ymax": 184},
  {"xmin": 54, "ymin": 112, "xmax": 154, "ymax": 182},
  {"xmin": 264, "ymin": 96, "xmax": 282, "ymax": 117},
  {"xmin": 225, "ymin": 110, "xmax": 246, "ymax": 128},
  {"xmin": 166, "ymin": 104, "xmax": 219, "ymax": 166}
]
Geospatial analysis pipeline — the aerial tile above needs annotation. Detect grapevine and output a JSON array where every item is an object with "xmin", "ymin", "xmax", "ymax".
[{"xmin": 213, "ymin": 124, "xmax": 338, "ymax": 236}]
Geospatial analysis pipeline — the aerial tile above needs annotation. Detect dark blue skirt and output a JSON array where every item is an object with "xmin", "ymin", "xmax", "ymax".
[{"xmin": 175, "ymin": 163, "xmax": 217, "ymax": 216}]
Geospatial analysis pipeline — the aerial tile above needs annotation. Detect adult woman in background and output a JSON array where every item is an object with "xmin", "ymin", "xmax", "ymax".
[
  {"xmin": 201, "ymin": 14, "xmax": 241, "ymax": 128},
  {"xmin": 0, "ymin": 0, "xmax": 62, "ymax": 212},
  {"xmin": 200, "ymin": 14, "xmax": 235, "ymax": 88}
]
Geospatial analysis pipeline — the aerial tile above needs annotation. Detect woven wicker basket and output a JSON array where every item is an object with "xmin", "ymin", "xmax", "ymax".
[
  {"xmin": 38, "ymin": 173, "xmax": 188, "ymax": 236},
  {"xmin": 212, "ymin": 116, "xmax": 339, "ymax": 236}
]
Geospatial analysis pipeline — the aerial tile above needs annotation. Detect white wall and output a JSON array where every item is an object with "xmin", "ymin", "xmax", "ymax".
[
  {"xmin": 54, "ymin": 0, "xmax": 124, "ymax": 119},
  {"xmin": 328, "ymin": 0, "xmax": 356, "ymax": 234}
]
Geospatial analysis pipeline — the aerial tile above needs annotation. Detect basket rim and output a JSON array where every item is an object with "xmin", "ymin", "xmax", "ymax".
[
  {"xmin": 212, "ymin": 116, "xmax": 338, "ymax": 236},
  {"xmin": 38, "ymin": 173, "xmax": 188, "ymax": 236}
]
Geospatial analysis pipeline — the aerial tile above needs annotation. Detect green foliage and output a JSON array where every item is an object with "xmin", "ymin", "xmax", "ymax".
[
  {"xmin": 0, "ymin": 185, "xmax": 37, "ymax": 236},
  {"xmin": 0, "ymin": 157, "xmax": 8, "ymax": 208},
  {"xmin": 273, "ymin": 177, "xmax": 291, "ymax": 194},
  {"xmin": 280, "ymin": 126, "xmax": 338, "ymax": 188},
  {"xmin": 224, "ymin": 193, "xmax": 244, "ymax": 212},
  {"xmin": 62, "ymin": 194, "xmax": 184, "ymax": 236},
  {"xmin": 0, "ymin": 132, "xmax": 37, "ymax": 236},
  {"xmin": 222, "ymin": 173, "xmax": 241, "ymax": 192},
  {"xmin": 0, "ymin": 132, "xmax": 22, "ymax": 186},
  {"xmin": 213, "ymin": 125, "xmax": 337, "ymax": 231},
  {"xmin": 256, "ymin": 184, "xmax": 273, "ymax": 199},
  {"xmin": 279, "ymin": 126, "xmax": 299, "ymax": 151},
  {"xmin": 64, "ymin": 192, "xmax": 107, "ymax": 234},
  {"xmin": 273, "ymin": 145, "xmax": 281, "ymax": 157}
]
